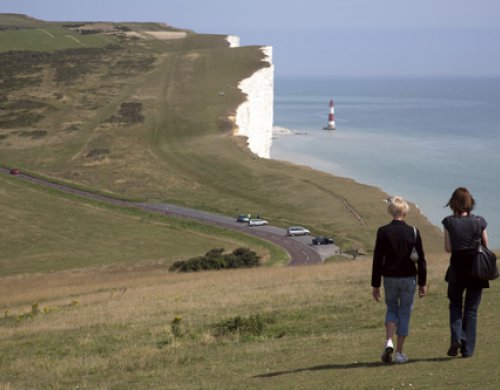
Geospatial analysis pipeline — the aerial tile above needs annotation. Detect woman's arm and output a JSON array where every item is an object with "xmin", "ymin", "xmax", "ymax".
[
  {"xmin": 482, "ymin": 228, "xmax": 489, "ymax": 248},
  {"xmin": 444, "ymin": 228, "xmax": 452, "ymax": 253}
]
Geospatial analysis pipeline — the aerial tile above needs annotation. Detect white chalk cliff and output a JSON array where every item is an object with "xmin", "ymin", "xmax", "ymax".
[
  {"xmin": 225, "ymin": 35, "xmax": 240, "ymax": 48},
  {"xmin": 233, "ymin": 44, "xmax": 274, "ymax": 159}
]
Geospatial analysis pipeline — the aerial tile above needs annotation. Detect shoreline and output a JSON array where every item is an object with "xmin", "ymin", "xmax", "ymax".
[{"xmin": 270, "ymin": 128, "xmax": 440, "ymax": 229}]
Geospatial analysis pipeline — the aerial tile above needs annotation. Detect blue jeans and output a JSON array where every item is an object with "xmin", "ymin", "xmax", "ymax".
[
  {"xmin": 448, "ymin": 282, "xmax": 483, "ymax": 356},
  {"xmin": 384, "ymin": 277, "xmax": 416, "ymax": 336}
]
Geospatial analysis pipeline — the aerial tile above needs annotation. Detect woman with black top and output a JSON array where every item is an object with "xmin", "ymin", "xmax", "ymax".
[
  {"xmin": 371, "ymin": 196, "xmax": 427, "ymax": 364},
  {"xmin": 442, "ymin": 187, "xmax": 490, "ymax": 358}
]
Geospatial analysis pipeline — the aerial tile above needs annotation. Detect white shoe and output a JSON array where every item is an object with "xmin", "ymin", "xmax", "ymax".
[
  {"xmin": 381, "ymin": 339, "xmax": 394, "ymax": 363},
  {"xmin": 394, "ymin": 352, "xmax": 408, "ymax": 363}
]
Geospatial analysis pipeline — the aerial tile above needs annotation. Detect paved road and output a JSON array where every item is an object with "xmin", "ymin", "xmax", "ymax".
[{"xmin": 1, "ymin": 166, "xmax": 340, "ymax": 265}]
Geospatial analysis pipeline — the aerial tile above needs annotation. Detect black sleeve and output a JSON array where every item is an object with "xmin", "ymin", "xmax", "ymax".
[{"xmin": 371, "ymin": 229, "xmax": 384, "ymax": 288}]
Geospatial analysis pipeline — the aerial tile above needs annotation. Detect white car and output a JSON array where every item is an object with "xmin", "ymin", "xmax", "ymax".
[
  {"xmin": 287, "ymin": 226, "xmax": 310, "ymax": 236},
  {"xmin": 248, "ymin": 218, "xmax": 268, "ymax": 226}
]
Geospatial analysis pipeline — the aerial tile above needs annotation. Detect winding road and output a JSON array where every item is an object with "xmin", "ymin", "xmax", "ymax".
[{"xmin": 1, "ymin": 166, "xmax": 340, "ymax": 265}]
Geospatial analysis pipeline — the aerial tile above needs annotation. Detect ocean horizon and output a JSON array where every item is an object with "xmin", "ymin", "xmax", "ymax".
[{"xmin": 271, "ymin": 77, "xmax": 500, "ymax": 248}]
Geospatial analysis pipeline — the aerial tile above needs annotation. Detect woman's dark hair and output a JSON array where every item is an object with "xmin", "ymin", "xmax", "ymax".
[{"xmin": 446, "ymin": 187, "xmax": 475, "ymax": 215}]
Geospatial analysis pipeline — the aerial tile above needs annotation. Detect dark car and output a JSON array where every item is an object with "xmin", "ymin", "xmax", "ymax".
[
  {"xmin": 236, "ymin": 214, "xmax": 251, "ymax": 223},
  {"xmin": 9, "ymin": 168, "xmax": 20, "ymax": 175},
  {"xmin": 312, "ymin": 236, "xmax": 335, "ymax": 245}
]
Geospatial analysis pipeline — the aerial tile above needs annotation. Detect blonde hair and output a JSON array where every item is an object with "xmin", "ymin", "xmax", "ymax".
[{"xmin": 387, "ymin": 196, "xmax": 409, "ymax": 218}]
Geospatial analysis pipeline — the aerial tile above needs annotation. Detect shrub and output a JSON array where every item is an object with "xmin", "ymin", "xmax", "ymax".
[
  {"xmin": 213, "ymin": 314, "xmax": 265, "ymax": 341},
  {"xmin": 169, "ymin": 247, "xmax": 260, "ymax": 272},
  {"xmin": 105, "ymin": 102, "xmax": 144, "ymax": 125}
]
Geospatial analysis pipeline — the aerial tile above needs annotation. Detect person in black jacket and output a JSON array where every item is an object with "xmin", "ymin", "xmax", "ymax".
[
  {"xmin": 442, "ymin": 187, "xmax": 489, "ymax": 358},
  {"xmin": 371, "ymin": 196, "xmax": 427, "ymax": 364}
]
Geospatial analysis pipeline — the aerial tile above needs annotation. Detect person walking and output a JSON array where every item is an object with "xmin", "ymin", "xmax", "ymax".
[
  {"xmin": 442, "ymin": 187, "xmax": 490, "ymax": 358},
  {"xmin": 371, "ymin": 196, "xmax": 427, "ymax": 364}
]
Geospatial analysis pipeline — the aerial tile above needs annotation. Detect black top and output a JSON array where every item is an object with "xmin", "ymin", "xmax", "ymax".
[
  {"xmin": 442, "ymin": 214, "xmax": 487, "ymax": 251},
  {"xmin": 442, "ymin": 214, "xmax": 489, "ymax": 288},
  {"xmin": 371, "ymin": 220, "xmax": 427, "ymax": 288}
]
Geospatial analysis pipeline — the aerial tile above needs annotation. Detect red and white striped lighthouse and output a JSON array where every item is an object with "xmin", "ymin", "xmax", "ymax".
[
  {"xmin": 324, "ymin": 98, "xmax": 336, "ymax": 130},
  {"xmin": 323, "ymin": 98, "xmax": 336, "ymax": 130}
]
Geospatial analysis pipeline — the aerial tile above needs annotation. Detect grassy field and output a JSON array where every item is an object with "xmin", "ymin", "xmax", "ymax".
[{"xmin": 2, "ymin": 253, "xmax": 500, "ymax": 389}]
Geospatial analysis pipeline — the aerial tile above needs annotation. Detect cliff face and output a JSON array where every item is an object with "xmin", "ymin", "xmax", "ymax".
[{"xmin": 234, "ymin": 45, "xmax": 274, "ymax": 159}]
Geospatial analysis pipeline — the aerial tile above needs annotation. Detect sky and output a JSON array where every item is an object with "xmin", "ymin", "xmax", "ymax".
[{"xmin": 1, "ymin": 0, "xmax": 500, "ymax": 78}]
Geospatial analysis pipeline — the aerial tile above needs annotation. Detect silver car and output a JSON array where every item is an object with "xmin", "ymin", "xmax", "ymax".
[
  {"xmin": 248, "ymin": 218, "xmax": 269, "ymax": 226},
  {"xmin": 286, "ymin": 226, "xmax": 310, "ymax": 236}
]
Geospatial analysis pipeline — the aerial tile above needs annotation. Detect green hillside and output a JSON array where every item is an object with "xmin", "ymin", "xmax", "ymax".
[
  {"xmin": 0, "ymin": 14, "xmax": 443, "ymax": 254},
  {"xmin": 0, "ymin": 173, "xmax": 285, "ymax": 276}
]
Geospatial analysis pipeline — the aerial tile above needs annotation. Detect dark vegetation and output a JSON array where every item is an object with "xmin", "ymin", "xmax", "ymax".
[
  {"xmin": 0, "ymin": 45, "xmax": 155, "ymax": 130},
  {"xmin": 86, "ymin": 149, "xmax": 110, "ymax": 158},
  {"xmin": 213, "ymin": 314, "xmax": 269, "ymax": 341},
  {"xmin": 18, "ymin": 130, "xmax": 47, "ymax": 139},
  {"xmin": 0, "ymin": 46, "xmax": 154, "ymax": 91},
  {"xmin": 0, "ymin": 112, "xmax": 43, "ymax": 128},
  {"xmin": 0, "ymin": 100, "xmax": 50, "ymax": 129},
  {"xmin": 169, "ymin": 248, "xmax": 261, "ymax": 272},
  {"xmin": 63, "ymin": 23, "xmax": 132, "ymax": 35},
  {"xmin": 106, "ymin": 102, "xmax": 144, "ymax": 125}
]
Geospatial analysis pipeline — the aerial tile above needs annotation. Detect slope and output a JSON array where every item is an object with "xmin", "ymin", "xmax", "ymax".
[{"xmin": 0, "ymin": 14, "xmax": 443, "ymax": 254}]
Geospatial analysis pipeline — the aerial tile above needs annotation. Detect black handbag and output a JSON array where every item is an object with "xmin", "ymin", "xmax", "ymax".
[{"xmin": 471, "ymin": 218, "xmax": 499, "ymax": 281}]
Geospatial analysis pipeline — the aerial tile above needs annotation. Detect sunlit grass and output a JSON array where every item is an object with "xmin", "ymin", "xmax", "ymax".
[{"xmin": 2, "ymin": 253, "xmax": 500, "ymax": 388}]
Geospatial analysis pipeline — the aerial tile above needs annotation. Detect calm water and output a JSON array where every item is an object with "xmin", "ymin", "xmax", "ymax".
[{"xmin": 271, "ymin": 78, "xmax": 500, "ymax": 247}]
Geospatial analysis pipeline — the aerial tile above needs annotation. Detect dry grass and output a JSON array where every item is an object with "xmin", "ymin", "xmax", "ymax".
[
  {"xmin": 3, "ymin": 251, "xmax": 500, "ymax": 389},
  {"xmin": 6, "ymin": 252, "xmax": 487, "ymax": 389}
]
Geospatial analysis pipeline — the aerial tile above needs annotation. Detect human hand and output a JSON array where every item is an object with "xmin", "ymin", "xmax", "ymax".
[
  {"xmin": 419, "ymin": 285, "xmax": 427, "ymax": 298},
  {"xmin": 372, "ymin": 287, "xmax": 381, "ymax": 302}
]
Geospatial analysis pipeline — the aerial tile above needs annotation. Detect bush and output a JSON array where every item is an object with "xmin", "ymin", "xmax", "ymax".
[
  {"xmin": 169, "ymin": 247, "xmax": 260, "ymax": 272},
  {"xmin": 214, "ymin": 315, "xmax": 264, "ymax": 339},
  {"xmin": 105, "ymin": 102, "xmax": 144, "ymax": 125}
]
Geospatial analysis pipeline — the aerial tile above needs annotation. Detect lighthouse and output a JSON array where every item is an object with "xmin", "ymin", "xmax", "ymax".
[{"xmin": 323, "ymin": 98, "xmax": 336, "ymax": 130}]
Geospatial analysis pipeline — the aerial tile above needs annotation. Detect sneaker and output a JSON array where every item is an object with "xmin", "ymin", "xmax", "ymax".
[
  {"xmin": 394, "ymin": 352, "xmax": 408, "ymax": 364},
  {"xmin": 381, "ymin": 339, "xmax": 394, "ymax": 363},
  {"xmin": 447, "ymin": 341, "xmax": 461, "ymax": 357}
]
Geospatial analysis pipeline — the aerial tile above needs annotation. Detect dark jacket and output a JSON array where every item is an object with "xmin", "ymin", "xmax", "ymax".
[{"xmin": 371, "ymin": 220, "xmax": 427, "ymax": 288}]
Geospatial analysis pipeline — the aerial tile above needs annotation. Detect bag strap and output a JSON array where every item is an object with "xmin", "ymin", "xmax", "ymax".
[{"xmin": 412, "ymin": 226, "xmax": 417, "ymax": 245}]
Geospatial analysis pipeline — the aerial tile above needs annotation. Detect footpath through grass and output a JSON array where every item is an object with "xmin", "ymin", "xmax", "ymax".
[{"xmin": 1, "ymin": 253, "xmax": 499, "ymax": 389}]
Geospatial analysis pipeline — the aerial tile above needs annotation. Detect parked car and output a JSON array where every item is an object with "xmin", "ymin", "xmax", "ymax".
[
  {"xmin": 286, "ymin": 226, "xmax": 310, "ymax": 236},
  {"xmin": 9, "ymin": 168, "xmax": 20, "ymax": 175},
  {"xmin": 236, "ymin": 214, "xmax": 250, "ymax": 223},
  {"xmin": 312, "ymin": 236, "xmax": 335, "ymax": 245},
  {"xmin": 248, "ymin": 218, "xmax": 268, "ymax": 226}
]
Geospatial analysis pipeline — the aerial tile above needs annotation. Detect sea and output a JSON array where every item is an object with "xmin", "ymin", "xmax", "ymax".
[{"xmin": 271, "ymin": 77, "xmax": 500, "ymax": 248}]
